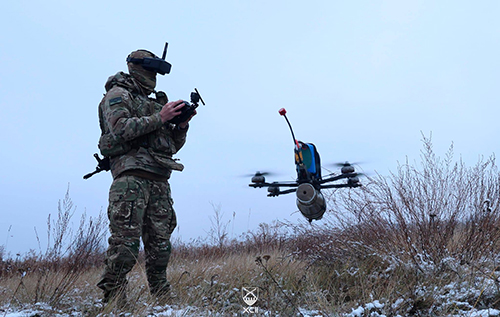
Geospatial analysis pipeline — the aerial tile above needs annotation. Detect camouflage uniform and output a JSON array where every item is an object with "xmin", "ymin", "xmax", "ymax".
[{"xmin": 96, "ymin": 50, "xmax": 188, "ymax": 301}]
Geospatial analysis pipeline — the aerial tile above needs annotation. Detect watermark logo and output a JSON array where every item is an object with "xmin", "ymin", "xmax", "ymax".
[
  {"xmin": 242, "ymin": 287, "xmax": 258, "ymax": 306},
  {"xmin": 242, "ymin": 287, "xmax": 259, "ymax": 313}
]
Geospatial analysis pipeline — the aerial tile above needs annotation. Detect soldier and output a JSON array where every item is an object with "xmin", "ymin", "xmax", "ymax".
[{"xmin": 96, "ymin": 49, "xmax": 195, "ymax": 304}]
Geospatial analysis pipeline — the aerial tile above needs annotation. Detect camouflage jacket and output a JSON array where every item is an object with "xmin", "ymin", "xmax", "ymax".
[{"xmin": 98, "ymin": 72, "xmax": 187, "ymax": 179}]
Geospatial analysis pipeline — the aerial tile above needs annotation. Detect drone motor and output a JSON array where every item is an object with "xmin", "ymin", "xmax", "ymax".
[
  {"xmin": 267, "ymin": 185, "xmax": 280, "ymax": 196},
  {"xmin": 341, "ymin": 164, "xmax": 355, "ymax": 174},
  {"xmin": 250, "ymin": 171, "xmax": 270, "ymax": 184},
  {"xmin": 348, "ymin": 176, "xmax": 360, "ymax": 185}
]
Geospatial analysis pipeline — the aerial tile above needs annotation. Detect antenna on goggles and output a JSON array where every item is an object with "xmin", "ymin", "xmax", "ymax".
[{"xmin": 161, "ymin": 42, "xmax": 168, "ymax": 60}]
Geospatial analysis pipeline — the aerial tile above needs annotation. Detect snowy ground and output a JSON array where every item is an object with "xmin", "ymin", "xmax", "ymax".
[
  {"xmin": 344, "ymin": 299, "xmax": 500, "ymax": 317},
  {"xmin": 1, "ymin": 303, "xmax": 500, "ymax": 317}
]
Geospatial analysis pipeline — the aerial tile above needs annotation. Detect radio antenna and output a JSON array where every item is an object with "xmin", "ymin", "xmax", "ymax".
[
  {"xmin": 278, "ymin": 108, "xmax": 304, "ymax": 166},
  {"xmin": 279, "ymin": 108, "xmax": 299, "ymax": 150},
  {"xmin": 279, "ymin": 108, "xmax": 304, "ymax": 166},
  {"xmin": 161, "ymin": 42, "xmax": 168, "ymax": 60},
  {"xmin": 194, "ymin": 88, "xmax": 205, "ymax": 106}
]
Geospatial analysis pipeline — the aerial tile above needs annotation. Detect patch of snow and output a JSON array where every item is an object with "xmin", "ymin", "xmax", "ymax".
[
  {"xmin": 299, "ymin": 307, "xmax": 323, "ymax": 317},
  {"xmin": 391, "ymin": 298, "xmax": 404, "ymax": 309},
  {"xmin": 348, "ymin": 306, "xmax": 365, "ymax": 316},
  {"xmin": 466, "ymin": 308, "xmax": 500, "ymax": 317}
]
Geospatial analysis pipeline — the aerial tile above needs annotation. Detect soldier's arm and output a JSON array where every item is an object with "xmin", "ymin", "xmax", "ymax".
[
  {"xmin": 171, "ymin": 109, "xmax": 196, "ymax": 152},
  {"xmin": 172, "ymin": 125, "xmax": 188, "ymax": 152},
  {"xmin": 103, "ymin": 89, "xmax": 163, "ymax": 142}
]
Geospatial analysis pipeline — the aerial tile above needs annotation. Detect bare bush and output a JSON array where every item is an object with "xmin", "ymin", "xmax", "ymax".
[
  {"xmin": 328, "ymin": 134, "xmax": 500, "ymax": 270},
  {"xmin": 207, "ymin": 202, "xmax": 230, "ymax": 249},
  {"xmin": 283, "ymin": 134, "xmax": 500, "ymax": 314},
  {"xmin": 0, "ymin": 186, "xmax": 107, "ymax": 311}
]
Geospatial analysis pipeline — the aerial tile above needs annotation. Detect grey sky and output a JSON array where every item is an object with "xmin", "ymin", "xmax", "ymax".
[{"xmin": 1, "ymin": 1, "xmax": 499, "ymax": 254}]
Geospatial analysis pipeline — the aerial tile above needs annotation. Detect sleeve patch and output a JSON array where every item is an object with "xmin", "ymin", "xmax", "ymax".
[{"xmin": 109, "ymin": 97, "xmax": 123, "ymax": 106}]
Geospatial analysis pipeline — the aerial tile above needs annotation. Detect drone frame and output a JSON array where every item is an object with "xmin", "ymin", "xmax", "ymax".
[
  {"xmin": 249, "ymin": 130, "xmax": 361, "ymax": 197},
  {"xmin": 249, "ymin": 165, "xmax": 362, "ymax": 197}
]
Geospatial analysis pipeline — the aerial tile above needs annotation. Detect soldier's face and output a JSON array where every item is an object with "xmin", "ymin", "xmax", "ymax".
[{"xmin": 129, "ymin": 62, "xmax": 157, "ymax": 92}]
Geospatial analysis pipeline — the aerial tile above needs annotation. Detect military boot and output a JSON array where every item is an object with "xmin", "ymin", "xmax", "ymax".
[
  {"xmin": 99, "ymin": 279, "xmax": 128, "ymax": 308},
  {"xmin": 150, "ymin": 284, "xmax": 173, "ymax": 306}
]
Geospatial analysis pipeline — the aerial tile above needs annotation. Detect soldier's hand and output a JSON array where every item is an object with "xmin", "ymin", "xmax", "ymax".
[
  {"xmin": 178, "ymin": 109, "xmax": 197, "ymax": 129},
  {"xmin": 160, "ymin": 100, "xmax": 185, "ymax": 123}
]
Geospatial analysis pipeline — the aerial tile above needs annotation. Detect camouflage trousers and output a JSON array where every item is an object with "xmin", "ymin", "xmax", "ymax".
[{"xmin": 97, "ymin": 175, "xmax": 177, "ymax": 299}]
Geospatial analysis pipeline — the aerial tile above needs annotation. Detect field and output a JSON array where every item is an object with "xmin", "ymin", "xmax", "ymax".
[{"xmin": 1, "ymin": 137, "xmax": 500, "ymax": 316}]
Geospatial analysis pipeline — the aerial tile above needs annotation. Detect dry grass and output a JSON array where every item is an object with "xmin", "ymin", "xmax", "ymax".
[{"xmin": 1, "ymin": 135, "xmax": 500, "ymax": 316}]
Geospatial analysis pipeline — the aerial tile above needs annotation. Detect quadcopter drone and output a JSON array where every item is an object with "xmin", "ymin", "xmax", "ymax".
[{"xmin": 248, "ymin": 108, "xmax": 363, "ymax": 222}]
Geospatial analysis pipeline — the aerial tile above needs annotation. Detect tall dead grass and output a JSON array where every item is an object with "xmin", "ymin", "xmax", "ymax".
[
  {"xmin": 0, "ymin": 186, "xmax": 107, "ymax": 314},
  {"xmin": 1, "ymin": 136, "xmax": 499, "ymax": 316}
]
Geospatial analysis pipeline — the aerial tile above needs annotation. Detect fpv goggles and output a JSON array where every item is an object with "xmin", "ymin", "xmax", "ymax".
[{"xmin": 126, "ymin": 43, "xmax": 172, "ymax": 75}]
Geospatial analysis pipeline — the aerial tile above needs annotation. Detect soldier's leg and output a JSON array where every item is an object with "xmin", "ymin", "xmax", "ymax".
[
  {"xmin": 142, "ymin": 180, "xmax": 177, "ymax": 296},
  {"xmin": 97, "ymin": 176, "xmax": 147, "ymax": 301}
]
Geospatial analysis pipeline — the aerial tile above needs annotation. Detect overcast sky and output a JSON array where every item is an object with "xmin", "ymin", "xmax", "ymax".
[{"xmin": 1, "ymin": 1, "xmax": 499, "ymax": 255}]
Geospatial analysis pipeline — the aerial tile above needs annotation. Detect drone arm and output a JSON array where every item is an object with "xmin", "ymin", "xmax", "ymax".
[
  {"xmin": 320, "ymin": 183, "xmax": 361, "ymax": 189},
  {"xmin": 319, "ymin": 173, "xmax": 350, "ymax": 184},
  {"xmin": 249, "ymin": 183, "xmax": 266, "ymax": 188},
  {"xmin": 268, "ymin": 188, "xmax": 297, "ymax": 197},
  {"xmin": 249, "ymin": 181, "xmax": 299, "ymax": 188}
]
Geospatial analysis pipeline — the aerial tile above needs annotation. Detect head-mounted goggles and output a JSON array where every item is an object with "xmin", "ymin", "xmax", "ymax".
[{"xmin": 126, "ymin": 43, "xmax": 172, "ymax": 75}]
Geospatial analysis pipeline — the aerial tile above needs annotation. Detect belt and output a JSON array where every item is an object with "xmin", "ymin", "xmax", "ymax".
[{"xmin": 118, "ymin": 169, "xmax": 169, "ymax": 182}]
